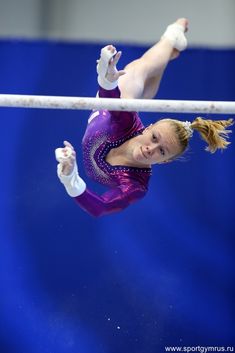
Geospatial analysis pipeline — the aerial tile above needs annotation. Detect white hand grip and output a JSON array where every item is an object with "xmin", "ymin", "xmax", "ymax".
[{"xmin": 55, "ymin": 147, "xmax": 72, "ymax": 163}]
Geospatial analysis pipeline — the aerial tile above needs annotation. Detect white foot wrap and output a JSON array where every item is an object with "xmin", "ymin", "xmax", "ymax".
[
  {"xmin": 96, "ymin": 46, "xmax": 118, "ymax": 90},
  {"xmin": 57, "ymin": 162, "xmax": 86, "ymax": 197},
  {"xmin": 161, "ymin": 23, "xmax": 187, "ymax": 51}
]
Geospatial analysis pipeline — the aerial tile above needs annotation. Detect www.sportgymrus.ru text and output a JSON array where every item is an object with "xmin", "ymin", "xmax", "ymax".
[{"xmin": 164, "ymin": 346, "xmax": 234, "ymax": 353}]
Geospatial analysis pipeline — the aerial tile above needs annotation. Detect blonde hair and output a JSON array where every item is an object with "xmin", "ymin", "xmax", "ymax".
[{"xmin": 160, "ymin": 117, "xmax": 234, "ymax": 157}]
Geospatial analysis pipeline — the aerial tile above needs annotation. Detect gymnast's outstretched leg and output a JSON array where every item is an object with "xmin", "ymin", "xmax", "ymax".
[{"xmin": 119, "ymin": 18, "xmax": 188, "ymax": 99}]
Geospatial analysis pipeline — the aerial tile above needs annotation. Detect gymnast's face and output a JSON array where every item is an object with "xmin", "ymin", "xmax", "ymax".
[{"xmin": 132, "ymin": 120, "xmax": 181, "ymax": 166}]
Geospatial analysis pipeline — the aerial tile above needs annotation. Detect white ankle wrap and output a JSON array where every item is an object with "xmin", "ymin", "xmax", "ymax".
[{"xmin": 161, "ymin": 23, "xmax": 187, "ymax": 51}]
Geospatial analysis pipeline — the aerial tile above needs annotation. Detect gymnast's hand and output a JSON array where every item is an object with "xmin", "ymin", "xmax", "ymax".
[
  {"xmin": 56, "ymin": 141, "xmax": 76, "ymax": 176},
  {"xmin": 97, "ymin": 45, "xmax": 126, "ymax": 83},
  {"xmin": 105, "ymin": 45, "xmax": 126, "ymax": 82}
]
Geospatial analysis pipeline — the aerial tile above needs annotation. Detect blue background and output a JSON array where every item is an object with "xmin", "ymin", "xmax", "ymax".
[{"xmin": 0, "ymin": 40, "xmax": 234, "ymax": 353}]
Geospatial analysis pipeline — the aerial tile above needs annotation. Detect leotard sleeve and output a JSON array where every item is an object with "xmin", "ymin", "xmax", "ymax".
[
  {"xmin": 97, "ymin": 85, "xmax": 140, "ymax": 130},
  {"xmin": 74, "ymin": 183, "xmax": 147, "ymax": 217},
  {"xmin": 58, "ymin": 162, "xmax": 146, "ymax": 217},
  {"xmin": 98, "ymin": 85, "xmax": 121, "ymax": 99}
]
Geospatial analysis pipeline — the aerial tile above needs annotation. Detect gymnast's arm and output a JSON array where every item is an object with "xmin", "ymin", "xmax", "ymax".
[
  {"xmin": 96, "ymin": 44, "xmax": 139, "ymax": 126},
  {"xmin": 57, "ymin": 159, "xmax": 146, "ymax": 217},
  {"xmin": 56, "ymin": 141, "xmax": 146, "ymax": 217},
  {"xmin": 96, "ymin": 44, "xmax": 125, "ymax": 96},
  {"xmin": 74, "ymin": 183, "xmax": 146, "ymax": 217}
]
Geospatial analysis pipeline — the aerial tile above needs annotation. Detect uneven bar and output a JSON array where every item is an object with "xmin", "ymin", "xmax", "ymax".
[{"xmin": 0, "ymin": 94, "xmax": 235, "ymax": 114}]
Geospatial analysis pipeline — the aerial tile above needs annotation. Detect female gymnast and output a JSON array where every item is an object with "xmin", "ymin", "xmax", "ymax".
[{"xmin": 55, "ymin": 18, "xmax": 233, "ymax": 217}]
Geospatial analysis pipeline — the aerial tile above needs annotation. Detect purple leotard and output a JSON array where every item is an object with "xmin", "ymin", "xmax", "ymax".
[{"xmin": 74, "ymin": 86, "xmax": 152, "ymax": 216}]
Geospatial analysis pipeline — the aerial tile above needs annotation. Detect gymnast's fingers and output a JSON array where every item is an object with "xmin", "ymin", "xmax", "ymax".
[
  {"xmin": 117, "ymin": 70, "xmax": 126, "ymax": 77},
  {"xmin": 111, "ymin": 51, "xmax": 122, "ymax": 66},
  {"xmin": 70, "ymin": 151, "xmax": 76, "ymax": 160},
  {"xmin": 63, "ymin": 140, "xmax": 74, "ymax": 150},
  {"xmin": 107, "ymin": 44, "xmax": 116, "ymax": 54}
]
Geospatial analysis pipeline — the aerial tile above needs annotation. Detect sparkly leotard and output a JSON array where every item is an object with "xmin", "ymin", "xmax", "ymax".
[{"xmin": 74, "ymin": 86, "xmax": 152, "ymax": 216}]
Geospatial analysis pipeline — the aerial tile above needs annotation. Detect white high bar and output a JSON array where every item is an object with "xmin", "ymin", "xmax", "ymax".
[{"xmin": 0, "ymin": 94, "xmax": 235, "ymax": 114}]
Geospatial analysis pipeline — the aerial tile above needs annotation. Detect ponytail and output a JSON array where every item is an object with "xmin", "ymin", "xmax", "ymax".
[{"xmin": 191, "ymin": 117, "xmax": 234, "ymax": 153}]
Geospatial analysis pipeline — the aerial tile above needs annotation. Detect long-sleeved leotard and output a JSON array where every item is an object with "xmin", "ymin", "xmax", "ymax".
[
  {"xmin": 59, "ymin": 24, "xmax": 190, "ymax": 216},
  {"xmin": 73, "ymin": 85, "xmax": 152, "ymax": 217}
]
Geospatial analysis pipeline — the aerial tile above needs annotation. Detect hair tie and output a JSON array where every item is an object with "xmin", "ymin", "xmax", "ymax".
[{"xmin": 182, "ymin": 121, "xmax": 193, "ymax": 138}]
